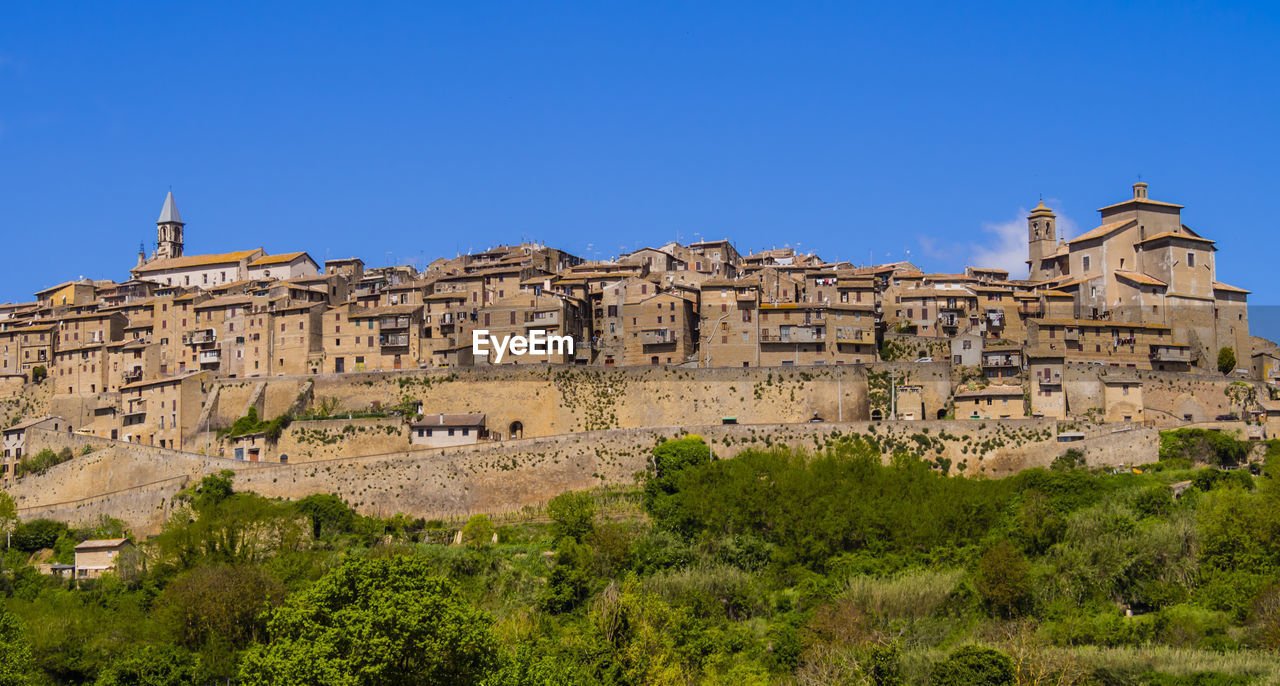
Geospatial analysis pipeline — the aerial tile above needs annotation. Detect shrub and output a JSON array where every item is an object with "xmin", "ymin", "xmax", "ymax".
[
  {"xmin": 1218, "ymin": 347, "xmax": 1237, "ymax": 375},
  {"xmin": 930, "ymin": 645, "xmax": 1015, "ymax": 685},
  {"xmin": 11, "ymin": 518, "xmax": 69, "ymax": 552},
  {"xmin": 16, "ymin": 448, "xmax": 73, "ymax": 477},
  {"xmin": 30, "ymin": 365, "xmax": 46, "ymax": 383},
  {"xmin": 1160, "ymin": 429, "xmax": 1249, "ymax": 467},
  {"xmin": 975, "ymin": 540, "xmax": 1032, "ymax": 618},
  {"xmin": 1051, "ymin": 448, "xmax": 1087, "ymax": 471},
  {"xmin": 546, "ymin": 490, "xmax": 595, "ymax": 543},
  {"xmin": 460, "ymin": 514, "xmax": 494, "ymax": 549}
]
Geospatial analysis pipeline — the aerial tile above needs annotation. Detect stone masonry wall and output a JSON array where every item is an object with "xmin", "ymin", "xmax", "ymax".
[{"xmin": 7, "ymin": 418, "xmax": 1157, "ymax": 535}]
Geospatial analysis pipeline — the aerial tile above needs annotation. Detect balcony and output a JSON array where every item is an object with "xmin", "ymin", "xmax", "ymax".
[
  {"xmin": 380, "ymin": 333, "xmax": 410, "ymax": 348},
  {"xmin": 735, "ymin": 291, "xmax": 756, "ymax": 302},
  {"xmin": 198, "ymin": 350, "xmax": 221, "ymax": 365},
  {"xmin": 761, "ymin": 327, "xmax": 825, "ymax": 343},
  {"xmin": 524, "ymin": 311, "xmax": 561, "ymax": 327},
  {"xmin": 1018, "ymin": 302, "xmax": 1043, "ymax": 316},
  {"xmin": 122, "ymin": 368, "xmax": 142, "ymax": 383},
  {"xmin": 1064, "ymin": 328, "xmax": 1080, "ymax": 341},
  {"xmin": 1037, "ymin": 371, "xmax": 1063, "ymax": 386},
  {"xmin": 380, "ymin": 316, "xmax": 411, "ymax": 331},
  {"xmin": 123, "ymin": 400, "xmax": 146, "ymax": 418},
  {"xmin": 183, "ymin": 329, "xmax": 215, "ymax": 345},
  {"xmin": 938, "ymin": 314, "xmax": 960, "ymax": 328},
  {"xmin": 640, "ymin": 329, "xmax": 677, "ymax": 345},
  {"xmin": 986, "ymin": 310, "xmax": 1005, "ymax": 325},
  {"xmin": 835, "ymin": 328, "xmax": 874, "ymax": 344},
  {"xmin": 1150, "ymin": 345, "xmax": 1192, "ymax": 363},
  {"xmin": 982, "ymin": 355, "xmax": 1021, "ymax": 368}
]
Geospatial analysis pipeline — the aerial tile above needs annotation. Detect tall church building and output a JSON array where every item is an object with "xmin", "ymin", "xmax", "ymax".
[
  {"xmin": 130, "ymin": 191, "xmax": 317, "ymax": 288},
  {"xmin": 155, "ymin": 190, "xmax": 184, "ymax": 260},
  {"xmin": 1026, "ymin": 183, "xmax": 1250, "ymax": 371}
]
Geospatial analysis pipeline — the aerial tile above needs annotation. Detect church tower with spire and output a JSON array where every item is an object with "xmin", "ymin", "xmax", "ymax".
[{"xmin": 155, "ymin": 191, "xmax": 184, "ymax": 260}]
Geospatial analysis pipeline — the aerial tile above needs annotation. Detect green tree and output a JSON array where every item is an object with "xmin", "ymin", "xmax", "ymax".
[
  {"xmin": 1218, "ymin": 347, "xmax": 1237, "ymax": 375},
  {"xmin": 293, "ymin": 494, "xmax": 356, "ymax": 540},
  {"xmin": 867, "ymin": 644, "xmax": 904, "ymax": 686},
  {"xmin": 975, "ymin": 540, "xmax": 1032, "ymax": 619},
  {"xmin": 238, "ymin": 556, "xmax": 499, "ymax": 686},
  {"xmin": 29, "ymin": 366, "xmax": 46, "ymax": 384},
  {"xmin": 10, "ymin": 519, "xmax": 68, "ymax": 553},
  {"xmin": 930, "ymin": 645, "xmax": 1015, "ymax": 686},
  {"xmin": 193, "ymin": 470, "xmax": 235, "ymax": 509},
  {"xmin": 642, "ymin": 436, "xmax": 712, "ymax": 530},
  {"xmin": 460, "ymin": 514, "xmax": 495, "ymax": 549},
  {"xmin": 155, "ymin": 564, "xmax": 285, "ymax": 650},
  {"xmin": 0, "ymin": 606, "xmax": 33, "ymax": 686},
  {"xmin": 546, "ymin": 491, "xmax": 595, "ymax": 543},
  {"xmin": 93, "ymin": 645, "xmax": 203, "ymax": 686},
  {"xmin": 154, "ymin": 492, "xmax": 302, "ymax": 568},
  {"xmin": 0, "ymin": 492, "xmax": 16, "ymax": 537}
]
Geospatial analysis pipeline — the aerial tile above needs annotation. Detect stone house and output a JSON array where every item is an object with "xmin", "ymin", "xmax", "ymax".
[{"xmin": 73, "ymin": 539, "xmax": 134, "ymax": 579}]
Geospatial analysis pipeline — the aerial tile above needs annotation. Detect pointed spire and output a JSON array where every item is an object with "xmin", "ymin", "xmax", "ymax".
[{"xmin": 157, "ymin": 191, "xmax": 182, "ymax": 224}]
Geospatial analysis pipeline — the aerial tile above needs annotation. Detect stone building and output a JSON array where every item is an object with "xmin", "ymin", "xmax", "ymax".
[
  {"xmin": 410, "ymin": 413, "xmax": 488, "ymax": 447},
  {"xmin": 73, "ymin": 539, "xmax": 134, "ymax": 579},
  {"xmin": 1027, "ymin": 183, "xmax": 1250, "ymax": 370}
]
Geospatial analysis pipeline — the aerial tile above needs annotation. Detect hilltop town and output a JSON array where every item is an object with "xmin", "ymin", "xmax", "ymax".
[{"xmin": 1, "ymin": 181, "xmax": 1278, "ymax": 499}]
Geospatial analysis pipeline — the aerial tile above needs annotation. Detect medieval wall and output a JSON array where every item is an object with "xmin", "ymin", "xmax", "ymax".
[
  {"xmin": 7, "ymin": 418, "xmax": 1157, "ymax": 535},
  {"xmin": 220, "ymin": 365, "xmax": 873, "ymax": 439}
]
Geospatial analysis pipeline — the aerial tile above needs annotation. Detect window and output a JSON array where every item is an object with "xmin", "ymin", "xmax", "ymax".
[
  {"xmin": 1082, "ymin": 255, "xmax": 1090, "ymax": 271},
  {"xmin": 1187, "ymin": 252, "xmax": 1195, "ymax": 268}
]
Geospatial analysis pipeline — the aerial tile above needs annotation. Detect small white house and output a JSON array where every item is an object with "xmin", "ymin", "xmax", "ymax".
[{"xmin": 410, "ymin": 413, "xmax": 487, "ymax": 448}]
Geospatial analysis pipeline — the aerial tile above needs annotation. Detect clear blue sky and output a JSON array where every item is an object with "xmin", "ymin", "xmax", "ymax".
[{"xmin": 2, "ymin": 3, "xmax": 1278, "ymax": 329}]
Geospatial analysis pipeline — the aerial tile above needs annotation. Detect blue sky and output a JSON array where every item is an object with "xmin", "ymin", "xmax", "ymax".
[{"xmin": 2, "ymin": 3, "xmax": 1278, "ymax": 329}]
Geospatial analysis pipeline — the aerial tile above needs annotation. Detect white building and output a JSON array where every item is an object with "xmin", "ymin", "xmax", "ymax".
[{"xmin": 410, "ymin": 413, "xmax": 487, "ymax": 448}]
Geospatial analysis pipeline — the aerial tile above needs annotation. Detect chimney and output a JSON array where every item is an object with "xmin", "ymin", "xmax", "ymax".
[{"xmin": 1133, "ymin": 182, "xmax": 1148, "ymax": 199}]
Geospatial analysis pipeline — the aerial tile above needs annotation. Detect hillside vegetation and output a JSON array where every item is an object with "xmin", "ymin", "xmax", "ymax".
[{"xmin": 0, "ymin": 432, "xmax": 1279, "ymax": 684}]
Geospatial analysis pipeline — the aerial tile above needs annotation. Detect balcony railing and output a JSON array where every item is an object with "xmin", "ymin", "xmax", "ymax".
[
  {"xmin": 380, "ymin": 334, "xmax": 410, "ymax": 348},
  {"xmin": 198, "ymin": 350, "xmax": 221, "ymax": 364},
  {"xmin": 1150, "ymin": 346, "xmax": 1192, "ymax": 363},
  {"xmin": 380, "ymin": 316, "xmax": 411, "ymax": 330},
  {"xmin": 183, "ymin": 329, "xmax": 215, "ymax": 345},
  {"xmin": 1037, "ymin": 371, "xmax": 1063, "ymax": 386},
  {"xmin": 524, "ymin": 312, "xmax": 561, "ymax": 326},
  {"xmin": 1064, "ymin": 329, "xmax": 1080, "ymax": 341},
  {"xmin": 122, "ymin": 368, "xmax": 142, "ymax": 383},
  {"xmin": 939, "ymin": 315, "xmax": 960, "ymax": 328},
  {"xmin": 835, "ymin": 328, "xmax": 874, "ymax": 344},
  {"xmin": 760, "ymin": 328, "xmax": 825, "ymax": 343},
  {"xmin": 983, "ymin": 356, "xmax": 1021, "ymax": 368},
  {"xmin": 640, "ymin": 329, "xmax": 677, "ymax": 345},
  {"xmin": 1018, "ymin": 303, "xmax": 1043, "ymax": 316}
]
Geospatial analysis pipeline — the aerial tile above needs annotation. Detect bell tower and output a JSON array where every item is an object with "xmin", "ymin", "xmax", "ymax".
[
  {"xmin": 156, "ymin": 191, "xmax": 184, "ymax": 260},
  {"xmin": 1027, "ymin": 199, "xmax": 1056, "ymax": 280}
]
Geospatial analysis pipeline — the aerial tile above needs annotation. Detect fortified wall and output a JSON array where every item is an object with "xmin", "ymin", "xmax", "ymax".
[
  {"xmin": 11, "ymin": 418, "xmax": 1155, "ymax": 535},
  {"xmin": 202, "ymin": 365, "xmax": 874, "ymax": 440},
  {"xmin": 1062, "ymin": 363, "xmax": 1256, "ymax": 425}
]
